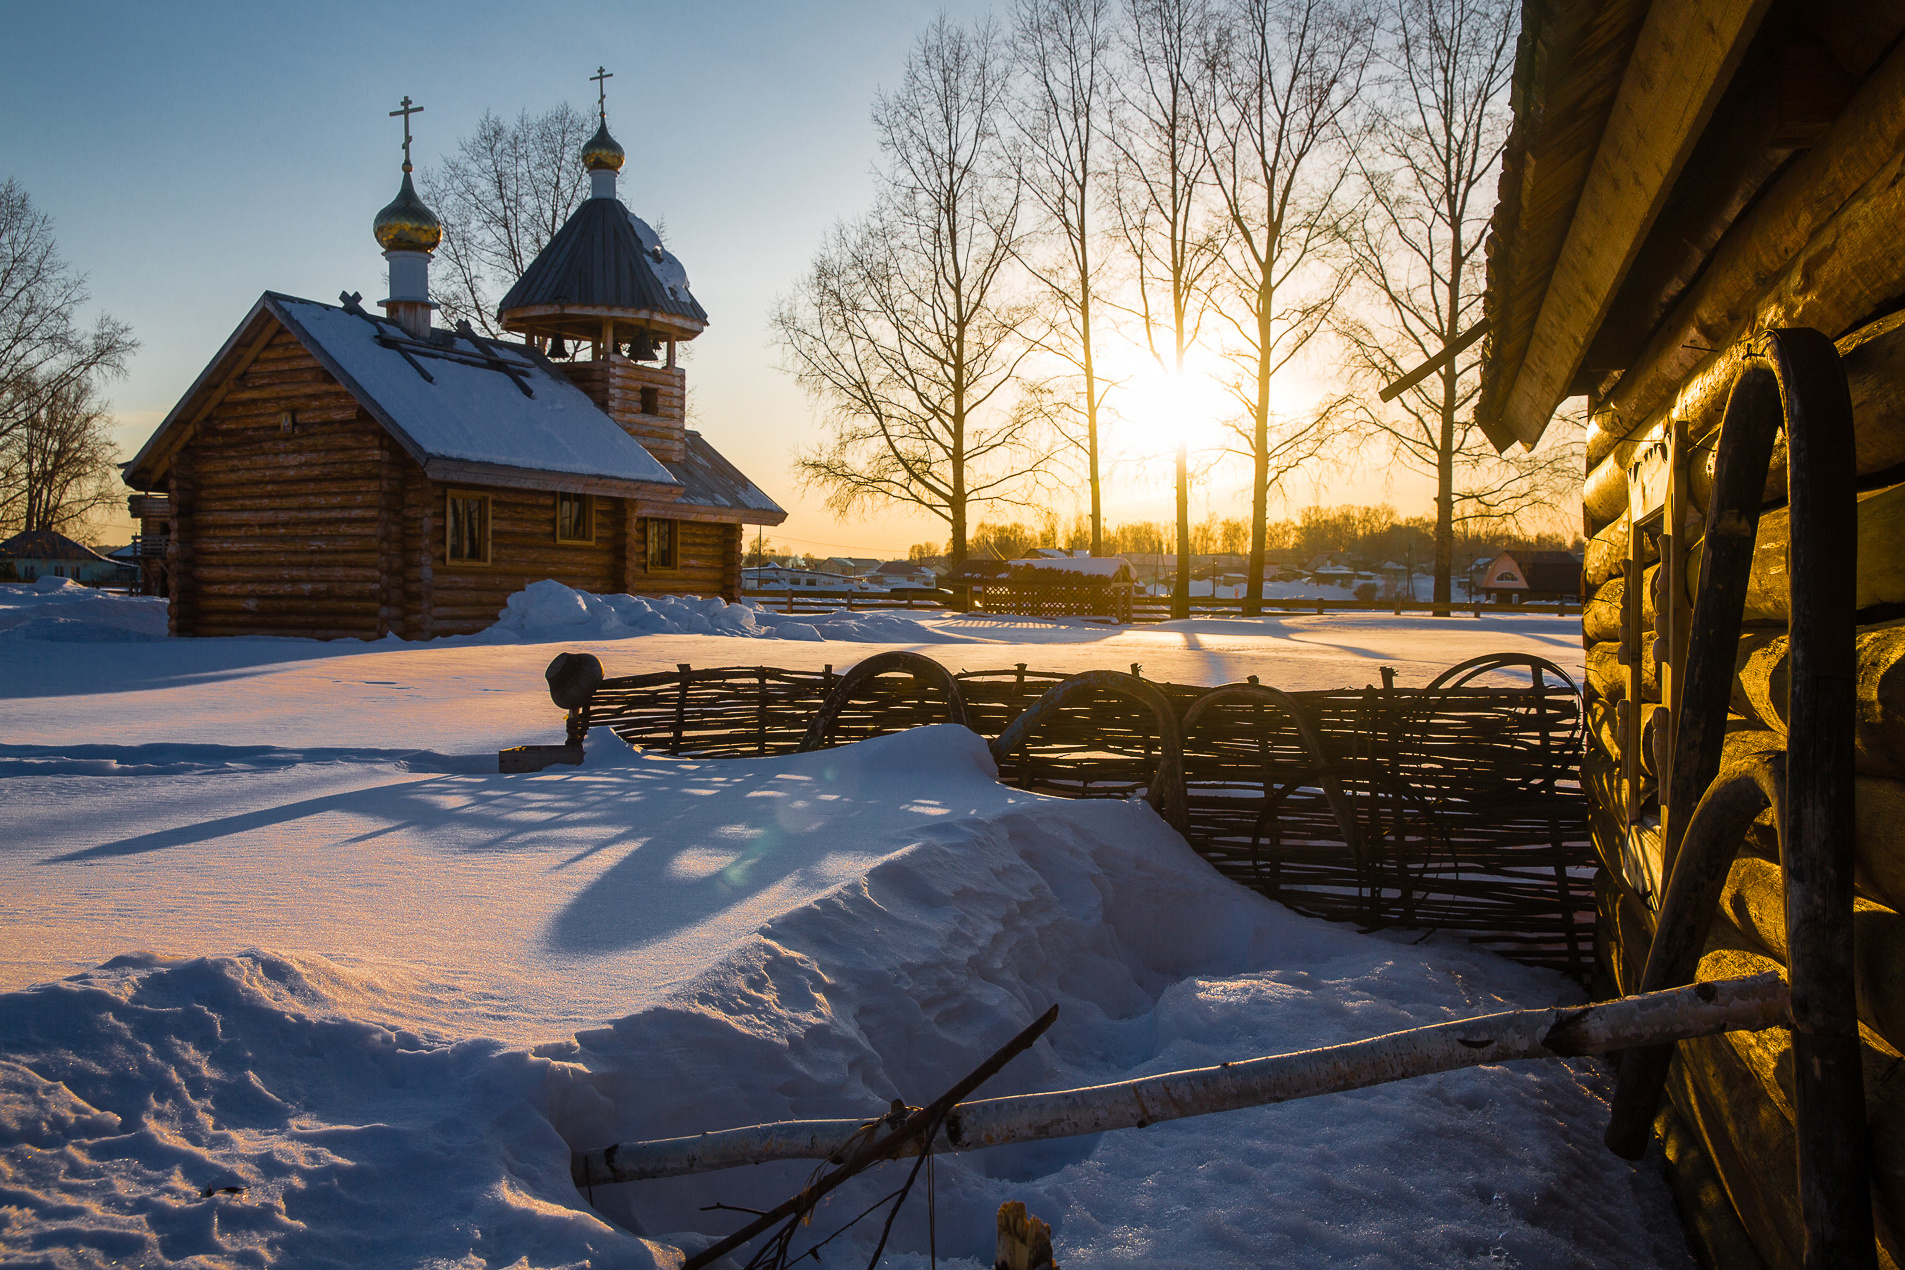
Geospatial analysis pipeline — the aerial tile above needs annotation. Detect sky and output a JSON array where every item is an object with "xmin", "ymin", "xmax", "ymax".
[{"xmin": 2, "ymin": 0, "xmax": 1437, "ymax": 556}]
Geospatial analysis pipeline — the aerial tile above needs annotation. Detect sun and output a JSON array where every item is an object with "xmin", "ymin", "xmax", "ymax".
[{"xmin": 1098, "ymin": 342, "xmax": 1238, "ymax": 463}]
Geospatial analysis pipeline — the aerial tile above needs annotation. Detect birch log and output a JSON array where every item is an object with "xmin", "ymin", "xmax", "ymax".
[{"xmin": 573, "ymin": 976, "xmax": 1789, "ymax": 1187}]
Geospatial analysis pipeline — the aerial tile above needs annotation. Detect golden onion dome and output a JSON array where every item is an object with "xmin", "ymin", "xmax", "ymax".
[
  {"xmin": 582, "ymin": 120, "xmax": 625, "ymax": 173},
  {"xmin": 373, "ymin": 170, "xmax": 442, "ymax": 253}
]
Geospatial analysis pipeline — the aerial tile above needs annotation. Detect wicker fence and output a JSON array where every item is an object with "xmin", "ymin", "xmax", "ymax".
[{"xmin": 559, "ymin": 655, "xmax": 1590, "ymax": 979}]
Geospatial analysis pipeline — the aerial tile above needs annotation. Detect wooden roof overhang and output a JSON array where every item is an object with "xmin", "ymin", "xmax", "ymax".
[
  {"xmin": 498, "ymin": 302, "xmax": 706, "ymax": 346},
  {"xmin": 124, "ymin": 296, "xmax": 683, "ymax": 504},
  {"xmin": 1479, "ymin": 0, "xmax": 1905, "ymax": 451}
]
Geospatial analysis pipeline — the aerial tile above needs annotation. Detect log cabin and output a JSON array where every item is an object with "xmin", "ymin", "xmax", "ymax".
[
  {"xmin": 124, "ymin": 95, "xmax": 784, "ymax": 639},
  {"xmin": 1479, "ymin": 1, "xmax": 1905, "ymax": 1264}
]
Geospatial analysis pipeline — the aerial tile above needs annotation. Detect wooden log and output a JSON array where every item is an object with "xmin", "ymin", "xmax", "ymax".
[
  {"xmin": 1603, "ymin": 40, "xmax": 1905, "ymax": 432},
  {"xmin": 1689, "ymin": 313, "xmax": 1905, "ymax": 512},
  {"xmin": 1588, "ymin": 639, "xmax": 1659, "ymax": 703},
  {"xmin": 1585, "ymin": 576, "xmax": 1626, "ymax": 644},
  {"xmin": 1654, "ymin": 1101, "xmax": 1773, "ymax": 1270},
  {"xmin": 1688, "ymin": 481, "xmax": 1905, "ymax": 623},
  {"xmin": 1672, "ymin": 945, "xmax": 1905, "ymax": 1270},
  {"xmin": 1585, "ymin": 425, "xmax": 1664, "ymax": 529},
  {"xmin": 1718, "ymin": 853, "xmax": 1905, "ymax": 1052},
  {"xmin": 1727, "ymin": 625, "xmax": 1905, "ymax": 777},
  {"xmin": 573, "ymin": 976, "xmax": 1790, "ymax": 1184},
  {"xmin": 1585, "ymin": 512, "xmax": 1656, "ymax": 588}
]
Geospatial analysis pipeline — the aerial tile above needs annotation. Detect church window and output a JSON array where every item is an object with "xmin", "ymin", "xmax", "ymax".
[
  {"xmin": 640, "ymin": 386, "xmax": 660, "ymax": 415},
  {"xmin": 446, "ymin": 491, "xmax": 491, "ymax": 565},
  {"xmin": 646, "ymin": 518, "xmax": 677, "ymax": 570},
  {"xmin": 556, "ymin": 492, "xmax": 594, "ymax": 544}
]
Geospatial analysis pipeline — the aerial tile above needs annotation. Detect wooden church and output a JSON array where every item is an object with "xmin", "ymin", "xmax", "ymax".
[{"xmin": 124, "ymin": 88, "xmax": 784, "ymax": 639}]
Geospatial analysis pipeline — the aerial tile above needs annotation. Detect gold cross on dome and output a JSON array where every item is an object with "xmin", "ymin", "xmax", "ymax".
[
  {"xmin": 591, "ymin": 66, "xmax": 612, "ymax": 120},
  {"xmin": 389, "ymin": 96, "xmax": 423, "ymax": 170}
]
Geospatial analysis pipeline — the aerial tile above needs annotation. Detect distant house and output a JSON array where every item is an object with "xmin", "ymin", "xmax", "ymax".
[
  {"xmin": 742, "ymin": 563, "xmax": 880, "ymax": 592},
  {"xmin": 873, "ymin": 560, "xmax": 939, "ymax": 590},
  {"xmin": 0, "ymin": 530, "xmax": 122, "ymax": 585},
  {"xmin": 1478, "ymin": 551, "xmax": 1582, "ymax": 603},
  {"xmin": 821, "ymin": 556, "xmax": 882, "ymax": 576}
]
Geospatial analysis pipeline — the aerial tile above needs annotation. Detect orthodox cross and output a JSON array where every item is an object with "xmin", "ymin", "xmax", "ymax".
[
  {"xmin": 389, "ymin": 96, "xmax": 423, "ymax": 171},
  {"xmin": 591, "ymin": 66, "xmax": 612, "ymax": 121}
]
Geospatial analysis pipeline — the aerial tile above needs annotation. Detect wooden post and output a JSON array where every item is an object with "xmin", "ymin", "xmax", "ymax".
[
  {"xmin": 996, "ymin": 1202, "xmax": 1059, "ymax": 1270},
  {"xmin": 756, "ymin": 666, "xmax": 768, "ymax": 756},
  {"xmin": 672, "ymin": 663, "xmax": 690, "ymax": 756}
]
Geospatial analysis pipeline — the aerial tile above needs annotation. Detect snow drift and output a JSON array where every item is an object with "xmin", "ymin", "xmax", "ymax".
[
  {"xmin": 476, "ymin": 579, "xmax": 972, "ymax": 645},
  {"xmin": 0, "ymin": 726, "xmax": 1691, "ymax": 1268},
  {"xmin": 0, "ymin": 578, "xmax": 168, "ymax": 642}
]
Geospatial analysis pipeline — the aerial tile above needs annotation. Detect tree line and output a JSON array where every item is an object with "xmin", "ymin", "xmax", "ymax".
[{"xmin": 774, "ymin": 0, "xmax": 1575, "ymax": 617}]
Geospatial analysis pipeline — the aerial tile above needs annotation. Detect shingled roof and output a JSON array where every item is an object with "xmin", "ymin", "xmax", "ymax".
[
  {"xmin": 0, "ymin": 530, "xmax": 113, "ymax": 563},
  {"xmin": 496, "ymin": 198, "xmax": 707, "ymax": 328}
]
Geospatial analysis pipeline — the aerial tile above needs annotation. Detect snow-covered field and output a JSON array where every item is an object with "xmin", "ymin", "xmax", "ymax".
[{"xmin": 0, "ymin": 581, "xmax": 1689, "ymax": 1269}]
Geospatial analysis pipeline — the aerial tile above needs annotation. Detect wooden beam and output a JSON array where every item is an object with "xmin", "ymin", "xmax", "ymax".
[
  {"xmin": 1605, "ymin": 38, "xmax": 1905, "ymax": 432},
  {"xmin": 1498, "ymin": 0, "xmax": 1772, "ymax": 447}
]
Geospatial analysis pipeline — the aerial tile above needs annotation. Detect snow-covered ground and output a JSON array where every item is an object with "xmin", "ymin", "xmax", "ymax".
[{"xmin": 0, "ymin": 581, "xmax": 1682, "ymax": 1269}]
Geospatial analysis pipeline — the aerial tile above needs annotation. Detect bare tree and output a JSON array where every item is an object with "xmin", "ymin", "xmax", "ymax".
[
  {"xmin": 1011, "ymin": 0, "xmax": 1117, "ymax": 556},
  {"xmin": 777, "ymin": 18, "xmax": 1046, "ymax": 569},
  {"xmin": 0, "ymin": 376, "xmax": 121, "ymax": 536},
  {"xmin": 419, "ymin": 106, "xmax": 593, "ymax": 335},
  {"xmin": 1336, "ymin": 0, "xmax": 1569, "ymax": 605},
  {"xmin": 1112, "ymin": 0, "xmax": 1224, "ymax": 619},
  {"xmin": 0, "ymin": 179, "xmax": 134, "ymax": 487},
  {"xmin": 1204, "ymin": 0, "xmax": 1373, "ymax": 614}
]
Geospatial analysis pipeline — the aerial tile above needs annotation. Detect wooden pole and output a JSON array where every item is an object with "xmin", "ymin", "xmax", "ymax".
[{"xmin": 573, "ymin": 974, "xmax": 1787, "ymax": 1186}]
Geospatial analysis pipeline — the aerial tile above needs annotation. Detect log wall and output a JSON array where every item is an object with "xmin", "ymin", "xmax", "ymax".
[
  {"xmin": 557, "ymin": 354, "xmax": 687, "ymax": 462},
  {"xmin": 1585, "ymin": 304, "xmax": 1905, "ymax": 1266},
  {"xmin": 163, "ymin": 323, "xmax": 749, "ymax": 638}
]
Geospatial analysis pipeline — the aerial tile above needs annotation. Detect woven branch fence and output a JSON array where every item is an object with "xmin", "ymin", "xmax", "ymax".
[{"xmin": 559, "ymin": 652, "xmax": 1590, "ymax": 979}]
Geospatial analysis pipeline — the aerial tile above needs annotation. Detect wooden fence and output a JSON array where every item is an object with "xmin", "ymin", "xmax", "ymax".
[{"xmin": 561, "ymin": 656, "xmax": 1591, "ymax": 979}]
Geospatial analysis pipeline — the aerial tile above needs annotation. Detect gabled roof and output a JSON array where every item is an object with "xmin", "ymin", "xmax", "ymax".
[
  {"xmin": 497, "ymin": 197, "xmax": 707, "ymax": 330},
  {"xmin": 0, "ymin": 530, "xmax": 113, "ymax": 563},
  {"xmin": 125, "ymin": 293, "xmax": 683, "ymax": 499},
  {"xmin": 653, "ymin": 431, "xmax": 787, "ymax": 526}
]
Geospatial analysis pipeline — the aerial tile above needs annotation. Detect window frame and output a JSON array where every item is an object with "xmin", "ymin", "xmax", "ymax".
[
  {"xmin": 644, "ymin": 517, "xmax": 678, "ymax": 572},
  {"xmin": 555, "ymin": 491, "xmax": 595, "ymax": 545},
  {"xmin": 445, "ymin": 489, "xmax": 493, "ymax": 567}
]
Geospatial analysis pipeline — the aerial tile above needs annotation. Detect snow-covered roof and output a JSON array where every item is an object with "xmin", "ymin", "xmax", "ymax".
[
  {"xmin": 655, "ymin": 432, "xmax": 787, "ymax": 525},
  {"xmin": 126, "ymin": 293, "xmax": 683, "ymax": 499}
]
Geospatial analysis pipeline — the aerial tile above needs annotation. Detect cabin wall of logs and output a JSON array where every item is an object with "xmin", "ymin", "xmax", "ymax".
[
  {"xmin": 1577, "ymin": 54, "xmax": 1905, "ymax": 1260},
  {"xmin": 159, "ymin": 324, "xmax": 742, "ymax": 640}
]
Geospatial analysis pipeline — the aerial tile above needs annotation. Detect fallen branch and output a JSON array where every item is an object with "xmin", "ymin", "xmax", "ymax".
[
  {"xmin": 675, "ymin": 1004, "xmax": 1058, "ymax": 1270},
  {"xmin": 574, "ymin": 974, "xmax": 1787, "ymax": 1187}
]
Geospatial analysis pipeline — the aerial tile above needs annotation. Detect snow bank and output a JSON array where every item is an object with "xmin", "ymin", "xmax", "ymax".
[
  {"xmin": 0, "ymin": 578, "xmax": 168, "ymax": 642},
  {"xmin": 1, "ymin": 725, "xmax": 1688, "ymax": 1266},
  {"xmin": 478, "ymin": 579, "xmax": 973, "ymax": 644},
  {"xmin": 0, "ymin": 949, "xmax": 674, "ymax": 1268}
]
